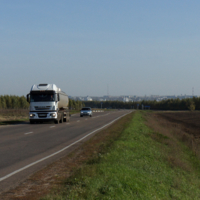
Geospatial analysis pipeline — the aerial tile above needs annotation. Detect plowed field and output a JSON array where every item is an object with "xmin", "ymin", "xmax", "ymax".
[{"xmin": 156, "ymin": 111, "xmax": 200, "ymax": 138}]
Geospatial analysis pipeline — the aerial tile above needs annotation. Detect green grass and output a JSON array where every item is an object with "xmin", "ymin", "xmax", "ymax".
[
  {"xmin": 42, "ymin": 111, "xmax": 200, "ymax": 200},
  {"xmin": 70, "ymin": 110, "xmax": 80, "ymax": 115},
  {"xmin": 0, "ymin": 109, "xmax": 29, "ymax": 125}
]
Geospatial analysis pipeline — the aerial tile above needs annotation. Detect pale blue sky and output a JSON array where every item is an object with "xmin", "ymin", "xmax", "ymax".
[{"xmin": 1, "ymin": 0, "xmax": 200, "ymax": 96}]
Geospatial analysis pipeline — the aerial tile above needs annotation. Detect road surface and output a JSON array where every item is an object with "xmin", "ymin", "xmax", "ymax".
[{"xmin": 0, "ymin": 110, "xmax": 131, "ymax": 193}]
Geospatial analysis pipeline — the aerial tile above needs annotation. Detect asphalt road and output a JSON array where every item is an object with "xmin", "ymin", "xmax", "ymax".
[{"xmin": 0, "ymin": 110, "xmax": 131, "ymax": 193}]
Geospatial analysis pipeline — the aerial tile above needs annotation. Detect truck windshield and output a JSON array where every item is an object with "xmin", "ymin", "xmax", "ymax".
[{"xmin": 30, "ymin": 93, "xmax": 56, "ymax": 102}]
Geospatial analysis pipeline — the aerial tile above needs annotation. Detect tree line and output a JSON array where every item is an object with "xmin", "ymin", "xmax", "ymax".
[
  {"xmin": 84, "ymin": 97, "xmax": 200, "ymax": 111},
  {"xmin": 1, "ymin": 95, "xmax": 199, "ymax": 111},
  {"xmin": 0, "ymin": 95, "xmax": 29, "ymax": 109},
  {"xmin": 0, "ymin": 95, "xmax": 84, "ymax": 110},
  {"xmin": 69, "ymin": 99, "xmax": 85, "ymax": 110}
]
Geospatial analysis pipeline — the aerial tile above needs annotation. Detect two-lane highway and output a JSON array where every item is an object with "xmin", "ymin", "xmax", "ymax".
[{"xmin": 0, "ymin": 110, "xmax": 131, "ymax": 193}]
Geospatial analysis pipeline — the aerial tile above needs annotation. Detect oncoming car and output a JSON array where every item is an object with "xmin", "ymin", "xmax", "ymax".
[{"xmin": 80, "ymin": 107, "xmax": 92, "ymax": 117}]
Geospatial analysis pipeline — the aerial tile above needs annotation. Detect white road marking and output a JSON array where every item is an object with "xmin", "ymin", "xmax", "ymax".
[
  {"xmin": 0, "ymin": 111, "xmax": 132, "ymax": 182},
  {"xmin": 77, "ymin": 120, "xmax": 80, "ymax": 122},
  {"xmin": 66, "ymin": 123, "xmax": 70, "ymax": 125},
  {"xmin": 50, "ymin": 126, "xmax": 55, "ymax": 128},
  {"xmin": 24, "ymin": 132, "xmax": 33, "ymax": 135}
]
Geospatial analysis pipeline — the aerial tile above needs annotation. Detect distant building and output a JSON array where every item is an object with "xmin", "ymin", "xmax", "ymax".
[
  {"xmin": 84, "ymin": 96, "xmax": 93, "ymax": 101},
  {"xmin": 99, "ymin": 98, "xmax": 107, "ymax": 101},
  {"xmin": 70, "ymin": 94, "xmax": 197, "ymax": 102},
  {"xmin": 76, "ymin": 97, "xmax": 84, "ymax": 101},
  {"xmin": 123, "ymin": 96, "xmax": 130, "ymax": 102}
]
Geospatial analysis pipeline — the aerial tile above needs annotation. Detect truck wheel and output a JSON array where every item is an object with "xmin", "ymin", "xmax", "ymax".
[{"xmin": 55, "ymin": 120, "xmax": 59, "ymax": 124}]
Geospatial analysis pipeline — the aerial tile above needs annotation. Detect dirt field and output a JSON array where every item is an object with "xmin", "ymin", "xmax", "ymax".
[
  {"xmin": 156, "ymin": 111, "xmax": 200, "ymax": 138},
  {"xmin": 145, "ymin": 111, "xmax": 200, "ymax": 163}
]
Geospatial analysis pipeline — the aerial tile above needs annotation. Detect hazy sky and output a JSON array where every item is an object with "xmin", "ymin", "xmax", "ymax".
[{"xmin": 1, "ymin": 0, "xmax": 200, "ymax": 96}]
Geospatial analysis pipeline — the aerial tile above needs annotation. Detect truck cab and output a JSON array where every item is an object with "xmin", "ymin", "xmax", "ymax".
[{"xmin": 27, "ymin": 84, "xmax": 69, "ymax": 124}]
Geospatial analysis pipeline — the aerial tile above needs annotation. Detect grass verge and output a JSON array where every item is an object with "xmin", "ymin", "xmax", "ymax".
[
  {"xmin": 42, "ymin": 111, "xmax": 200, "ymax": 200},
  {"xmin": 69, "ymin": 110, "xmax": 80, "ymax": 115},
  {"xmin": 0, "ymin": 109, "xmax": 29, "ymax": 125}
]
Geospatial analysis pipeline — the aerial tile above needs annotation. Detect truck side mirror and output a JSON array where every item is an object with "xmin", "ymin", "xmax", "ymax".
[
  {"xmin": 57, "ymin": 94, "xmax": 60, "ymax": 101},
  {"xmin": 27, "ymin": 94, "xmax": 30, "ymax": 103}
]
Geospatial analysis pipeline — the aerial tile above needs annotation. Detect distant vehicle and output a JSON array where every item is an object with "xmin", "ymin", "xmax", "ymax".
[
  {"xmin": 80, "ymin": 107, "xmax": 92, "ymax": 117},
  {"xmin": 27, "ymin": 83, "xmax": 70, "ymax": 124}
]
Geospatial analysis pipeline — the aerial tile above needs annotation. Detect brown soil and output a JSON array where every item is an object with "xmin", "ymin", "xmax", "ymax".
[
  {"xmin": 155, "ymin": 111, "xmax": 200, "ymax": 138},
  {"xmin": 145, "ymin": 111, "xmax": 200, "ymax": 170},
  {"xmin": 0, "ymin": 112, "xmax": 133, "ymax": 200}
]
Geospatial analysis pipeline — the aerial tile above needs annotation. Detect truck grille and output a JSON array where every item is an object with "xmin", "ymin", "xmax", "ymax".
[
  {"xmin": 35, "ymin": 106, "xmax": 51, "ymax": 110},
  {"xmin": 38, "ymin": 113, "xmax": 47, "ymax": 118}
]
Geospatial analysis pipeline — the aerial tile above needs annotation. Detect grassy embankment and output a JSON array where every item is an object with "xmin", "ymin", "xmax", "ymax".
[{"xmin": 42, "ymin": 111, "xmax": 200, "ymax": 200}]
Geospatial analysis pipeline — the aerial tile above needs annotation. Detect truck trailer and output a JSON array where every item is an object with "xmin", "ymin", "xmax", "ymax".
[{"xmin": 27, "ymin": 83, "xmax": 70, "ymax": 124}]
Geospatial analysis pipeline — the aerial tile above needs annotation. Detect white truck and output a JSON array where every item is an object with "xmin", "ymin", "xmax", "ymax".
[{"xmin": 27, "ymin": 83, "xmax": 70, "ymax": 124}]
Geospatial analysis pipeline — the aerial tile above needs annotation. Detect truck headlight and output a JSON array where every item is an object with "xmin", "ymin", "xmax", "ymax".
[
  {"xmin": 50, "ymin": 113, "xmax": 56, "ymax": 117},
  {"xmin": 30, "ymin": 114, "xmax": 35, "ymax": 117}
]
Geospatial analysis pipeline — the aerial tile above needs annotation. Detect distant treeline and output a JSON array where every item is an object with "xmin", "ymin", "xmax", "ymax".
[
  {"xmin": 84, "ymin": 97, "xmax": 200, "ymax": 111},
  {"xmin": 69, "ymin": 99, "xmax": 85, "ymax": 110},
  {"xmin": 1, "ymin": 95, "xmax": 199, "ymax": 111},
  {"xmin": 0, "ymin": 95, "xmax": 29, "ymax": 109},
  {"xmin": 0, "ymin": 95, "xmax": 84, "ymax": 110}
]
